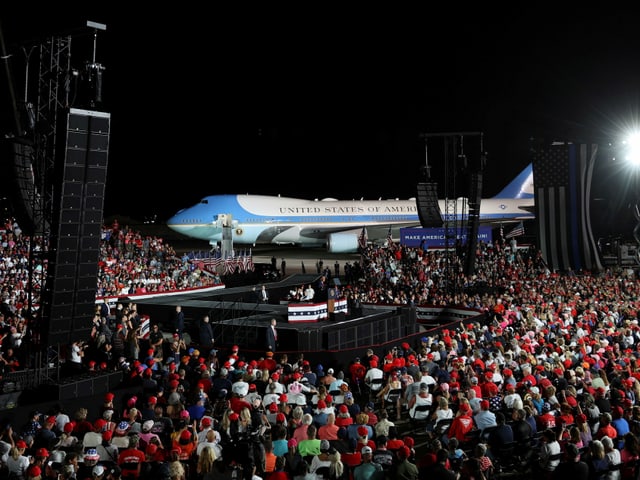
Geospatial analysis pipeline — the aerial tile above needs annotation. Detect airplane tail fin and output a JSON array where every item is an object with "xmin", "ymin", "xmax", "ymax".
[{"xmin": 492, "ymin": 163, "xmax": 534, "ymax": 199}]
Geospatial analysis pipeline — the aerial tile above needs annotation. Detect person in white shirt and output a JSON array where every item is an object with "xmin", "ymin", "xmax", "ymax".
[
  {"xmin": 364, "ymin": 360, "xmax": 385, "ymax": 394},
  {"xmin": 259, "ymin": 285, "xmax": 269, "ymax": 303},
  {"xmin": 232, "ymin": 376, "xmax": 250, "ymax": 397},
  {"xmin": 288, "ymin": 373, "xmax": 314, "ymax": 406},
  {"xmin": 502, "ymin": 384, "xmax": 522, "ymax": 410},
  {"xmin": 408, "ymin": 383, "xmax": 433, "ymax": 420},
  {"xmin": 69, "ymin": 340, "xmax": 85, "ymax": 369},
  {"xmin": 197, "ymin": 427, "xmax": 222, "ymax": 459},
  {"xmin": 302, "ymin": 285, "xmax": 315, "ymax": 301}
]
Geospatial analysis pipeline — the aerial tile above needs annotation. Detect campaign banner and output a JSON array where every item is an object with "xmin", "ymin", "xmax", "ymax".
[
  {"xmin": 288, "ymin": 301, "xmax": 328, "ymax": 323},
  {"xmin": 400, "ymin": 226, "xmax": 492, "ymax": 248}
]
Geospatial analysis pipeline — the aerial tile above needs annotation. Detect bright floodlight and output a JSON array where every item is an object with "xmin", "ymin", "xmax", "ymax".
[{"xmin": 623, "ymin": 132, "xmax": 640, "ymax": 166}]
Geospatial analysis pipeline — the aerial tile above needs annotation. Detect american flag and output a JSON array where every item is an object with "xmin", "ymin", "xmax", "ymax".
[
  {"xmin": 140, "ymin": 315, "xmax": 150, "ymax": 339},
  {"xmin": 505, "ymin": 221, "xmax": 524, "ymax": 239},
  {"xmin": 224, "ymin": 259, "xmax": 236, "ymax": 275},
  {"xmin": 243, "ymin": 253, "xmax": 255, "ymax": 272},
  {"xmin": 533, "ymin": 142, "xmax": 602, "ymax": 272},
  {"xmin": 358, "ymin": 226, "xmax": 367, "ymax": 251},
  {"xmin": 386, "ymin": 226, "xmax": 394, "ymax": 249}
]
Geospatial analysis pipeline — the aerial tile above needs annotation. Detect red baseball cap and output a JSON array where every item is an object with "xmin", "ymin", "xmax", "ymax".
[
  {"xmin": 36, "ymin": 447, "xmax": 49, "ymax": 457},
  {"xmin": 27, "ymin": 466, "xmax": 41, "ymax": 477}
]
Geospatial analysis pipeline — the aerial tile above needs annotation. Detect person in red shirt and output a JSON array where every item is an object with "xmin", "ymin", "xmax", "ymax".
[
  {"xmin": 447, "ymin": 402, "xmax": 474, "ymax": 444},
  {"xmin": 595, "ymin": 412, "xmax": 618, "ymax": 440},
  {"xmin": 492, "ymin": 298, "xmax": 506, "ymax": 320},
  {"xmin": 349, "ymin": 357, "xmax": 367, "ymax": 388},
  {"xmin": 258, "ymin": 351, "xmax": 278, "ymax": 372},
  {"xmin": 557, "ymin": 403, "xmax": 575, "ymax": 426},
  {"xmin": 230, "ymin": 392, "xmax": 253, "ymax": 415},
  {"xmin": 335, "ymin": 405, "xmax": 354, "ymax": 428},
  {"xmin": 481, "ymin": 376, "xmax": 500, "ymax": 401},
  {"xmin": 536, "ymin": 402, "xmax": 557, "ymax": 430},
  {"xmin": 172, "ymin": 427, "xmax": 198, "ymax": 462},
  {"xmin": 117, "ymin": 435, "xmax": 146, "ymax": 479},
  {"xmin": 520, "ymin": 365, "xmax": 538, "ymax": 387}
]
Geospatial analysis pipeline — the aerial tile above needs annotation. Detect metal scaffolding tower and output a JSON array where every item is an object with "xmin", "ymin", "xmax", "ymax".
[{"xmin": 420, "ymin": 132, "xmax": 485, "ymax": 294}]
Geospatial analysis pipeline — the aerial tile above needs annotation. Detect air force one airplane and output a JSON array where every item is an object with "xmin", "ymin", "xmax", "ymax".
[{"xmin": 167, "ymin": 164, "xmax": 534, "ymax": 253}]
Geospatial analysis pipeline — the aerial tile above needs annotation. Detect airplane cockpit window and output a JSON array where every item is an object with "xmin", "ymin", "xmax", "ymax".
[{"xmin": 201, "ymin": 199, "xmax": 209, "ymax": 204}]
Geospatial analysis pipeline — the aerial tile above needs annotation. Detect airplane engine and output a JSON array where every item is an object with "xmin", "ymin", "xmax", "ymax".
[{"xmin": 327, "ymin": 233, "xmax": 360, "ymax": 253}]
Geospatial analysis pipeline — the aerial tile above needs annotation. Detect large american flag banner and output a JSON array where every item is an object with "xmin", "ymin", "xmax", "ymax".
[
  {"xmin": 533, "ymin": 142, "xmax": 602, "ymax": 272},
  {"xmin": 358, "ymin": 227, "xmax": 367, "ymax": 251}
]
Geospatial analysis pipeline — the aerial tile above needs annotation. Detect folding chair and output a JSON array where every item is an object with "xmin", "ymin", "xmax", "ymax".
[
  {"xmin": 433, "ymin": 418, "xmax": 453, "ymax": 441},
  {"xmin": 408, "ymin": 403, "xmax": 432, "ymax": 435},
  {"xmin": 367, "ymin": 377, "xmax": 385, "ymax": 401},
  {"xmin": 384, "ymin": 388, "xmax": 403, "ymax": 419}
]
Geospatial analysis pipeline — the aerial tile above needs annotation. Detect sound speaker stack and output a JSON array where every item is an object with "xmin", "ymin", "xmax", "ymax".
[{"xmin": 44, "ymin": 108, "xmax": 110, "ymax": 345}]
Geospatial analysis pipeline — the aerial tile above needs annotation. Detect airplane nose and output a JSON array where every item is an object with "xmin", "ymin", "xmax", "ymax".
[{"xmin": 166, "ymin": 213, "xmax": 181, "ymax": 228}]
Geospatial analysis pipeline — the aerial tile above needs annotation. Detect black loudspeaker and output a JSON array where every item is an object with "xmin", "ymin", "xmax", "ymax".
[
  {"xmin": 465, "ymin": 171, "xmax": 483, "ymax": 276},
  {"xmin": 416, "ymin": 182, "xmax": 443, "ymax": 227},
  {"xmin": 44, "ymin": 109, "xmax": 110, "ymax": 345}
]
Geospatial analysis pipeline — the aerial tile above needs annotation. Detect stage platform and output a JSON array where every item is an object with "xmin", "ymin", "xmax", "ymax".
[{"xmin": 130, "ymin": 273, "xmax": 425, "ymax": 371}]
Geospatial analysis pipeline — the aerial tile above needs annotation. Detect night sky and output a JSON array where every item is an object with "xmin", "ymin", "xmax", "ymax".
[{"xmin": 2, "ymin": 9, "xmax": 640, "ymax": 241}]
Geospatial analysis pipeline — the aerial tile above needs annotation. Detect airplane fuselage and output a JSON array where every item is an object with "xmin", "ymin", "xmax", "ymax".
[
  {"xmin": 167, "ymin": 195, "xmax": 533, "ymax": 251},
  {"xmin": 167, "ymin": 164, "xmax": 535, "ymax": 253}
]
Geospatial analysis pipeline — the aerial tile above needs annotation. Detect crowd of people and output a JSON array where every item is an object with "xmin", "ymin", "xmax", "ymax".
[
  {"xmin": 3, "ymin": 216, "xmax": 640, "ymax": 479},
  {"xmin": 0, "ymin": 219, "xmax": 220, "ymax": 372}
]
